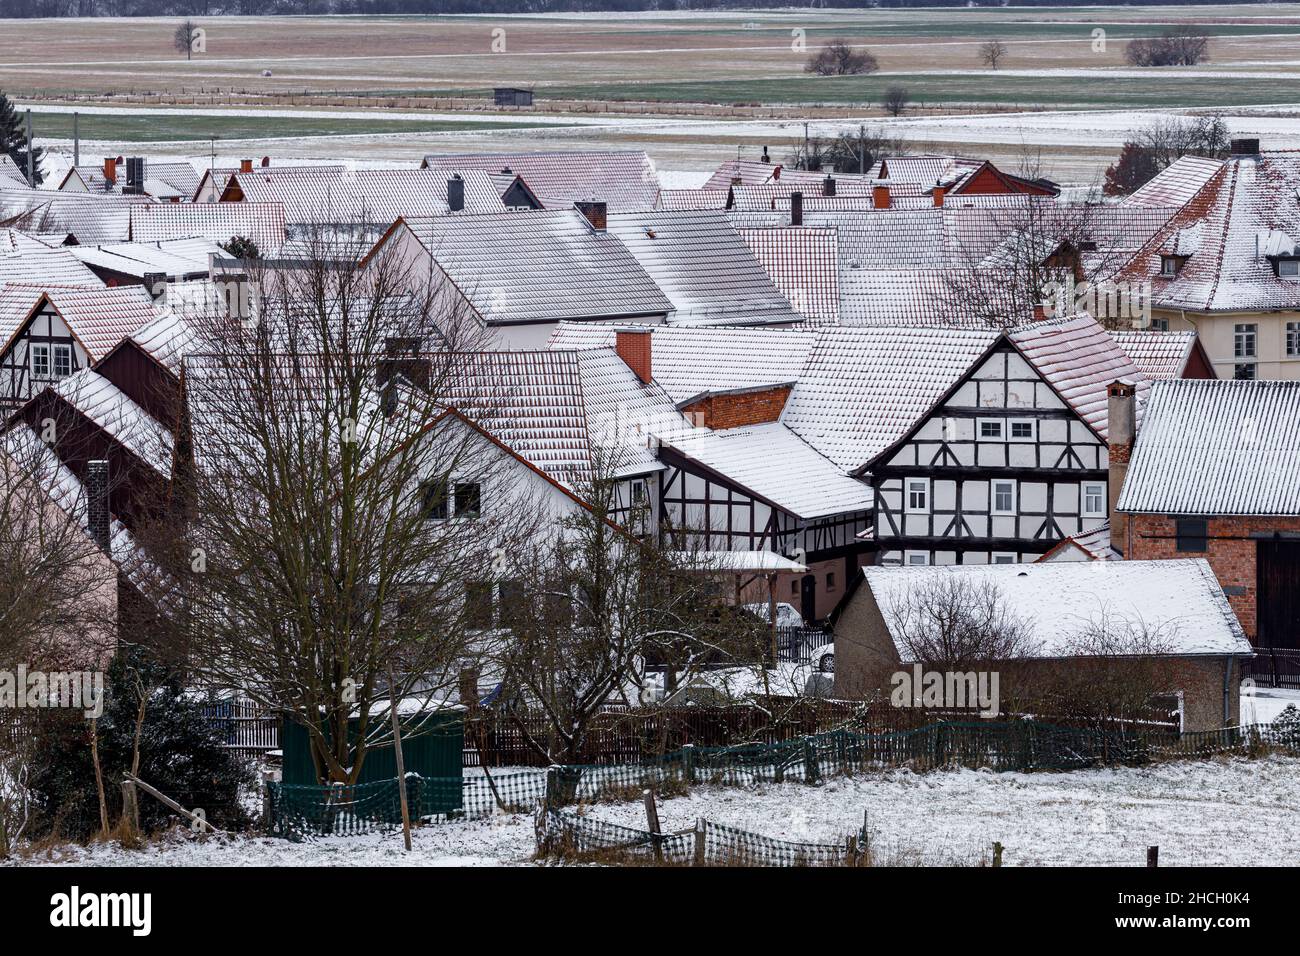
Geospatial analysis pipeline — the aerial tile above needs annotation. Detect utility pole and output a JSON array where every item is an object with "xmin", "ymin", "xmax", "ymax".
[{"xmin": 73, "ymin": 112, "xmax": 79, "ymax": 168}]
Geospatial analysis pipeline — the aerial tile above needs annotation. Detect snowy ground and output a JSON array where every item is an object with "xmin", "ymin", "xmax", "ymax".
[
  {"xmin": 1241, "ymin": 687, "xmax": 1300, "ymax": 726},
  {"xmin": 16, "ymin": 754, "xmax": 1299, "ymax": 868}
]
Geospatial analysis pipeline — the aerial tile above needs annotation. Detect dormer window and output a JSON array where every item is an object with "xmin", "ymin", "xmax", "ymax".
[
  {"xmin": 1278, "ymin": 258, "xmax": 1300, "ymax": 279},
  {"xmin": 1159, "ymin": 255, "xmax": 1187, "ymax": 277}
]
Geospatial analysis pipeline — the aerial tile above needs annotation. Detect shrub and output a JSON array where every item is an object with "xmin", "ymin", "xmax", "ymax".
[{"xmin": 806, "ymin": 40, "xmax": 879, "ymax": 77}]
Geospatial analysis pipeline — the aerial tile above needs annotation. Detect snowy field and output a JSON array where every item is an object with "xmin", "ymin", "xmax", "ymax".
[{"xmin": 17, "ymin": 754, "xmax": 1300, "ymax": 868}]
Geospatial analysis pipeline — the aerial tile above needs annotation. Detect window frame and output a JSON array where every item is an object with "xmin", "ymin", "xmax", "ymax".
[
  {"xmin": 1234, "ymin": 323, "xmax": 1257, "ymax": 359},
  {"xmin": 1008, "ymin": 419, "xmax": 1036, "ymax": 442},
  {"xmin": 420, "ymin": 477, "xmax": 450, "ymax": 521},
  {"xmin": 904, "ymin": 550, "xmax": 930, "ymax": 567},
  {"xmin": 991, "ymin": 552, "xmax": 1017, "ymax": 565},
  {"xmin": 1234, "ymin": 362, "xmax": 1257, "ymax": 381},
  {"xmin": 454, "ymin": 481, "xmax": 482, "ymax": 519},
  {"xmin": 1287, "ymin": 321, "xmax": 1300, "ymax": 358},
  {"xmin": 904, "ymin": 477, "xmax": 930, "ymax": 515},
  {"xmin": 1175, "ymin": 517, "xmax": 1208, "ymax": 553},
  {"xmin": 990, "ymin": 479, "xmax": 1017, "ymax": 516},
  {"xmin": 977, "ymin": 418, "xmax": 1004, "ymax": 442},
  {"xmin": 29, "ymin": 342, "xmax": 51, "ymax": 380},
  {"xmin": 1082, "ymin": 481, "xmax": 1106, "ymax": 518},
  {"xmin": 51, "ymin": 343, "xmax": 72, "ymax": 379}
]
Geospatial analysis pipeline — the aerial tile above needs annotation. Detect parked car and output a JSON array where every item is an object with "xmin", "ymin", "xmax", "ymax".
[{"xmin": 740, "ymin": 601, "xmax": 804, "ymax": 629}]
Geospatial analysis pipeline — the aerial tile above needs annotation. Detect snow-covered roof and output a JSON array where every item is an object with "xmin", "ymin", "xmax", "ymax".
[
  {"xmin": 129, "ymin": 201, "xmax": 286, "ymax": 254},
  {"xmin": 737, "ymin": 227, "xmax": 840, "ymax": 324},
  {"xmin": 422, "ymin": 150, "xmax": 660, "ymax": 212},
  {"xmin": 1118, "ymin": 379, "xmax": 1300, "ymax": 516},
  {"xmin": 66, "ymin": 160, "xmax": 200, "ymax": 199},
  {"xmin": 0, "ymin": 284, "xmax": 159, "ymax": 362},
  {"xmin": 1124, "ymin": 155, "xmax": 1225, "ymax": 209},
  {"xmin": 226, "ymin": 168, "xmax": 504, "ymax": 224},
  {"xmin": 669, "ymin": 550, "xmax": 808, "ymax": 573},
  {"xmin": 399, "ymin": 210, "xmax": 672, "ymax": 326},
  {"xmin": 51, "ymin": 369, "xmax": 174, "ymax": 475},
  {"xmin": 1111, "ymin": 329, "xmax": 1202, "ymax": 381},
  {"xmin": 605, "ymin": 210, "xmax": 802, "ymax": 327},
  {"xmin": 1118, "ymin": 152, "xmax": 1300, "ymax": 312},
  {"xmin": 658, "ymin": 188, "xmax": 730, "ymax": 211},
  {"xmin": 1006, "ymin": 313, "xmax": 1149, "ymax": 441},
  {"xmin": 0, "ymin": 231, "xmax": 103, "ymax": 287},
  {"xmin": 661, "ymin": 423, "xmax": 872, "ymax": 520},
  {"xmin": 68, "ymin": 237, "xmax": 224, "ymax": 280},
  {"xmin": 546, "ymin": 322, "xmax": 817, "ymax": 406},
  {"xmin": 1037, "ymin": 522, "xmax": 1121, "ymax": 562},
  {"xmin": 862, "ymin": 559, "xmax": 1251, "ymax": 659}
]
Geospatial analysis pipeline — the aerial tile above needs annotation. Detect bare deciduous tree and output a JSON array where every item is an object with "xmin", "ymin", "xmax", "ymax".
[
  {"xmin": 173, "ymin": 19, "xmax": 198, "ymax": 61},
  {"xmin": 805, "ymin": 39, "xmax": 879, "ymax": 77},
  {"xmin": 1125, "ymin": 26, "xmax": 1210, "ymax": 67},
  {"xmin": 884, "ymin": 575, "xmax": 1038, "ymax": 669},
  {"xmin": 788, "ymin": 124, "xmax": 907, "ymax": 175},
  {"xmin": 979, "ymin": 39, "xmax": 1007, "ymax": 70},
  {"xmin": 882, "ymin": 85, "xmax": 910, "ymax": 117}
]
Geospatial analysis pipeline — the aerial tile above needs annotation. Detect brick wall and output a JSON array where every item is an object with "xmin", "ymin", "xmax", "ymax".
[
  {"xmin": 1125, "ymin": 513, "xmax": 1300, "ymax": 639},
  {"xmin": 681, "ymin": 385, "xmax": 792, "ymax": 430}
]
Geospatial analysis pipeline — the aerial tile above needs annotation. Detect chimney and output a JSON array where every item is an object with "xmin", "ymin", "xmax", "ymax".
[
  {"xmin": 615, "ymin": 329, "xmax": 652, "ymax": 384},
  {"xmin": 933, "ymin": 185, "xmax": 946, "ymax": 207},
  {"xmin": 86, "ymin": 460, "xmax": 110, "ymax": 553},
  {"xmin": 103, "ymin": 157, "xmax": 117, "ymax": 185},
  {"xmin": 761, "ymin": 145, "xmax": 770, "ymax": 164},
  {"xmin": 872, "ymin": 185, "xmax": 891, "ymax": 209},
  {"xmin": 143, "ymin": 271, "xmax": 167, "ymax": 301},
  {"xmin": 458, "ymin": 667, "xmax": 480, "ymax": 711},
  {"xmin": 1107, "ymin": 380, "xmax": 1137, "ymax": 553},
  {"xmin": 261, "ymin": 156, "xmax": 271, "ymax": 167},
  {"xmin": 1032, "ymin": 302, "xmax": 1048, "ymax": 322},
  {"xmin": 1230, "ymin": 138, "xmax": 1260, "ymax": 158},
  {"xmin": 772, "ymin": 164, "xmax": 781, "ymax": 181},
  {"xmin": 447, "ymin": 174, "xmax": 465, "ymax": 212},
  {"xmin": 240, "ymin": 158, "xmax": 253, "ymax": 173},
  {"xmin": 822, "ymin": 175, "xmax": 836, "ymax": 197},
  {"xmin": 124, "ymin": 157, "xmax": 145, "ymax": 195},
  {"xmin": 575, "ymin": 200, "xmax": 607, "ymax": 232},
  {"xmin": 790, "ymin": 191, "xmax": 803, "ymax": 227}
]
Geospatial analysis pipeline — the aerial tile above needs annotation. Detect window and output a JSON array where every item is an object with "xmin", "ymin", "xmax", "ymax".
[
  {"xmin": 1175, "ymin": 517, "xmax": 1208, "ymax": 553},
  {"xmin": 1150, "ymin": 317, "xmax": 1169, "ymax": 332},
  {"xmin": 991, "ymin": 553, "xmax": 1017, "ymax": 564},
  {"xmin": 30, "ymin": 343, "xmax": 50, "ymax": 380},
  {"xmin": 498, "ymin": 580, "xmax": 527, "ymax": 630},
  {"xmin": 465, "ymin": 581, "xmax": 494, "ymax": 629},
  {"xmin": 1009, "ymin": 420, "xmax": 1035, "ymax": 441},
  {"xmin": 978, "ymin": 420, "xmax": 1003, "ymax": 440},
  {"xmin": 1234, "ymin": 323, "xmax": 1257, "ymax": 359},
  {"xmin": 791, "ymin": 580, "xmax": 799, "ymax": 596},
  {"xmin": 1082, "ymin": 482, "xmax": 1105, "ymax": 518},
  {"xmin": 52, "ymin": 344, "xmax": 72, "ymax": 379},
  {"xmin": 420, "ymin": 478, "xmax": 449, "ymax": 520},
  {"xmin": 905, "ymin": 478, "xmax": 929, "ymax": 514},
  {"xmin": 905, "ymin": 551, "xmax": 929, "ymax": 566},
  {"xmin": 454, "ymin": 482, "xmax": 481, "ymax": 519},
  {"xmin": 1159, "ymin": 256, "xmax": 1181, "ymax": 277},
  {"xmin": 1288, "ymin": 322, "xmax": 1300, "ymax": 357},
  {"xmin": 991, "ymin": 480, "xmax": 1016, "ymax": 515},
  {"xmin": 826, "ymin": 572, "xmax": 836, "ymax": 592},
  {"xmin": 1235, "ymin": 363, "xmax": 1257, "ymax": 381},
  {"xmin": 1279, "ymin": 259, "xmax": 1300, "ymax": 278}
]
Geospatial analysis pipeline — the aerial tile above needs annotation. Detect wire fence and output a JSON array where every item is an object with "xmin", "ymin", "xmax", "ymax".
[{"xmin": 266, "ymin": 717, "xmax": 1299, "ymax": 840}]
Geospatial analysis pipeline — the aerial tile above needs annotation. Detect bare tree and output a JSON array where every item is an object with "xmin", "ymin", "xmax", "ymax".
[
  {"xmin": 979, "ymin": 39, "xmax": 1007, "ymax": 70},
  {"xmin": 882, "ymin": 86, "xmax": 910, "ymax": 117},
  {"xmin": 173, "ymin": 19, "xmax": 198, "ymax": 61},
  {"xmin": 1103, "ymin": 112, "xmax": 1229, "ymax": 197},
  {"xmin": 805, "ymin": 39, "xmax": 879, "ymax": 77},
  {"xmin": 1125, "ymin": 26, "xmax": 1210, "ymax": 67},
  {"xmin": 159, "ymin": 235, "xmax": 546, "ymax": 785},
  {"xmin": 884, "ymin": 575, "xmax": 1038, "ymax": 669},
  {"xmin": 492, "ymin": 448, "xmax": 761, "ymax": 765},
  {"xmin": 787, "ymin": 124, "xmax": 907, "ymax": 175}
]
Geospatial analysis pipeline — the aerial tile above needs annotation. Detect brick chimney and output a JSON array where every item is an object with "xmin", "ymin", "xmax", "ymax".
[
  {"xmin": 772, "ymin": 164, "xmax": 782, "ymax": 181},
  {"xmin": 575, "ymin": 200, "xmax": 607, "ymax": 232},
  {"xmin": 932, "ymin": 185, "xmax": 946, "ymax": 207},
  {"xmin": 1230, "ymin": 138, "xmax": 1260, "ymax": 158},
  {"xmin": 1107, "ymin": 380, "xmax": 1137, "ymax": 553},
  {"xmin": 615, "ymin": 329, "xmax": 652, "ymax": 384},
  {"xmin": 86, "ymin": 460, "xmax": 110, "ymax": 553},
  {"xmin": 790, "ymin": 190, "xmax": 803, "ymax": 227},
  {"xmin": 1032, "ymin": 302, "xmax": 1048, "ymax": 322},
  {"xmin": 103, "ymin": 157, "xmax": 117, "ymax": 185},
  {"xmin": 447, "ymin": 174, "xmax": 465, "ymax": 212},
  {"xmin": 240, "ymin": 158, "xmax": 253, "ymax": 173},
  {"xmin": 822, "ymin": 175, "xmax": 836, "ymax": 197},
  {"xmin": 872, "ymin": 184, "xmax": 891, "ymax": 209}
]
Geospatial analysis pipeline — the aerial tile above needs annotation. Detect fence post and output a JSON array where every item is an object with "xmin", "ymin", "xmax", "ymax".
[
  {"xmin": 260, "ymin": 770, "xmax": 276, "ymax": 832},
  {"xmin": 693, "ymin": 817, "xmax": 706, "ymax": 867},
  {"xmin": 1147, "ymin": 846, "xmax": 1159, "ymax": 868},
  {"xmin": 119, "ymin": 780, "xmax": 140, "ymax": 840},
  {"xmin": 545, "ymin": 766, "xmax": 559, "ymax": 810},
  {"xmin": 992, "ymin": 841, "xmax": 1003, "ymax": 868},
  {"xmin": 846, "ymin": 834, "xmax": 858, "ymax": 867},
  {"xmin": 804, "ymin": 738, "xmax": 820, "ymax": 785}
]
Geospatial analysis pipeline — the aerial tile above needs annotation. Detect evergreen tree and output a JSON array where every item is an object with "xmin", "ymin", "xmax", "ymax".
[{"xmin": 0, "ymin": 91, "xmax": 43, "ymax": 186}]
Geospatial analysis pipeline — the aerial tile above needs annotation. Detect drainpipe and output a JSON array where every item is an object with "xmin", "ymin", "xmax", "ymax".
[{"xmin": 1223, "ymin": 654, "xmax": 1235, "ymax": 727}]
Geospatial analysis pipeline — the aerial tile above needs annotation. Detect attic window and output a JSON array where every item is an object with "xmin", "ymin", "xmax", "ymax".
[
  {"xmin": 1159, "ymin": 255, "xmax": 1187, "ymax": 277},
  {"xmin": 1278, "ymin": 258, "xmax": 1300, "ymax": 279}
]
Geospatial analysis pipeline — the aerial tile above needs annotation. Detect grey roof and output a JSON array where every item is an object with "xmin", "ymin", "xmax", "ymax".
[
  {"xmin": 402, "ymin": 211, "xmax": 671, "ymax": 326},
  {"xmin": 605, "ymin": 210, "xmax": 802, "ymax": 326},
  {"xmin": 1118, "ymin": 379, "xmax": 1300, "ymax": 516},
  {"xmin": 422, "ymin": 150, "xmax": 660, "ymax": 212}
]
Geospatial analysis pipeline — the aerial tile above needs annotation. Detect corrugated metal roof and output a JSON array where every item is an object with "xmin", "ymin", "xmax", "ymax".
[
  {"xmin": 423, "ymin": 151, "xmax": 660, "ymax": 212},
  {"xmin": 1117, "ymin": 379, "xmax": 1300, "ymax": 516},
  {"xmin": 401, "ymin": 210, "xmax": 672, "ymax": 325}
]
